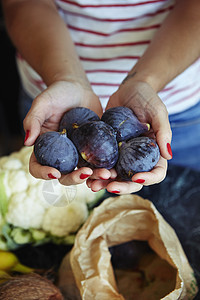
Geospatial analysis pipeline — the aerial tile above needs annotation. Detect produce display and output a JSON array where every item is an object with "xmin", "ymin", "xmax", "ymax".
[
  {"xmin": 34, "ymin": 106, "xmax": 160, "ymax": 180},
  {"xmin": 0, "ymin": 146, "xmax": 104, "ymax": 250}
]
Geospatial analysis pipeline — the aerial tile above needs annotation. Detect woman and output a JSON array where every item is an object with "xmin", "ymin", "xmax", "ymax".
[{"xmin": 2, "ymin": 0, "xmax": 200, "ymax": 194}]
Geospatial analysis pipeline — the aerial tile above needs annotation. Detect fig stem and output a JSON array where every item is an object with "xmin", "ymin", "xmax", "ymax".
[
  {"xmin": 146, "ymin": 123, "xmax": 151, "ymax": 131},
  {"xmin": 60, "ymin": 129, "xmax": 67, "ymax": 135},
  {"xmin": 118, "ymin": 142, "xmax": 124, "ymax": 148},
  {"xmin": 72, "ymin": 123, "xmax": 79, "ymax": 129},
  {"xmin": 81, "ymin": 152, "xmax": 88, "ymax": 161}
]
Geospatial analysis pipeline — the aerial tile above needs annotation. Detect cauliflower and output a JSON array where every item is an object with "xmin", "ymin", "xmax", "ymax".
[
  {"xmin": 6, "ymin": 192, "xmax": 47, "ymax": 229},
  {"xmin": 0, "ymin": 146, "xmax": 105, "ymax": 250},
  {"xmin": 42, "ymin": 202, "xmax": 88, "ymax": 237}
]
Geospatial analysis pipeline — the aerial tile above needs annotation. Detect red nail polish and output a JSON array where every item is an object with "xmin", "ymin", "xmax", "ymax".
[
  {"xmin": 80, "ymin": 173, "xmax": 90, "ymax": 180},
  {"xmin": 111, "ymin": 190, "xmax": 120, "ymax": 194},
  {"xmin": 24, "ymin": 130, "xmax": 30, "ymax": 143},
  {"xmin": 167, "ymin": 143, "xmax": 173, "ymax": 157},
  {"xmin": 48, "ymin": 173, "xmax": 57, "ymax": 179},
  {"xmin": 100, "ymin": 177, "xmax": 107, "ymax": 180},
  {"xmin": 134, "ymin": 179, "xmax": 145, "ymax": 184}
]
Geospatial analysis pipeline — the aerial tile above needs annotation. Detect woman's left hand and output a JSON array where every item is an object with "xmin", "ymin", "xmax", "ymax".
[{"xmin": 86, "ymin": 80, "xmax": 172, "ymax": 195}]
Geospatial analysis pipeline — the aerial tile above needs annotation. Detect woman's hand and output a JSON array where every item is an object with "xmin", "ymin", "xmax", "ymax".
[
  {"xmin": 24, "ymin": 80, "xmax": 103, "ymax": 185},
  {"xmin": 87, "ymin": 80, "xmax": 172, "ymax": 194}
]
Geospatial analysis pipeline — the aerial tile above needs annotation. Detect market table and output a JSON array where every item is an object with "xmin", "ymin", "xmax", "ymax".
[{"xmin": 14, "ymin": 163, "xmax": 200, "ymax": 299}]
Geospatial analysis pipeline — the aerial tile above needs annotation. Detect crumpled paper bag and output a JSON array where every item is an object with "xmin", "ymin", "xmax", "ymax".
[{"xmin": 60, "ymin": 194, "xmax": 198, "ymax": 299}]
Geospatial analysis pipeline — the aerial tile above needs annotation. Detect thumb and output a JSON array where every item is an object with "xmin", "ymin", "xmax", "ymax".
[{"xmin": 23, "ymin": 97, "xmax": 47, "ymax": 146}]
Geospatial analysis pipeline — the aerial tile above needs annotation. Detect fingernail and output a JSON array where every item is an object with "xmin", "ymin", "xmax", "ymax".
[
  {"xmin": 167, "ymin": 143, "xmax": 173, "ymax": 157},
  {"xmin": 111, "ymin": 190, "xmax": 120, "ymax": 194},
  {"xmin": 133, "ymin": 179, "xmax": 145, "ymax": 184},
  {"xmin": 80, "ymin": 173, "xmax": 91, "ymax": 180},
  {"xmin": 24, "ymin": 130, "xmax": 30, "ymax": 143},
  {"xmin": 87, "ymin": 180, "xmax": 92, "ymax": 188},
  {"xmin": 48, "ymin": 173, "xmax": 57, "ymax": 179},
  {"xmin": 100, "ymin": 177, "xmax": 107, "ymax": 180}
]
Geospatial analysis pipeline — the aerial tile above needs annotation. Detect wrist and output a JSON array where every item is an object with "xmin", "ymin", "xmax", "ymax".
[
  {"xmin": 124, "ymin": 51, "xmax": 174, "ymax": 92},
  {"xmin": 40, "ymin": 62, "xmax": 91, "ymax": 90},
  {"xmin": 123, "ymin": 69, "xmax": 168, "ymax": 93}
]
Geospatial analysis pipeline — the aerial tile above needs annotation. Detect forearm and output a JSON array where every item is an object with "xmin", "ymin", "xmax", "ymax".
[
  {"xmin": 129, "ymin": 0, "xmax": 200, "ymax": 92},
  {"xmin": 2, "ymin": 0, "xmax": 90, "ymax": 87}
]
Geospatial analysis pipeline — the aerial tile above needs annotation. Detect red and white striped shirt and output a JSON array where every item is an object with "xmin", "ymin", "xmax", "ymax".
[{"xmin": 17, "ymin": 0, "xmax": 200, "ymax": 115}]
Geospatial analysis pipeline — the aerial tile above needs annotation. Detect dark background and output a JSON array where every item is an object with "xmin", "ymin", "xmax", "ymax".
[{"xmin": 0, "ymin": 4, "xmax": 23, "ymax": 156}]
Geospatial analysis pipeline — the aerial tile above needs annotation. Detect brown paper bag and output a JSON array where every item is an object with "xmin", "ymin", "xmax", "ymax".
[{"xmin": 61, "ymin": 195, "xmax": 198, "ymax": 299}]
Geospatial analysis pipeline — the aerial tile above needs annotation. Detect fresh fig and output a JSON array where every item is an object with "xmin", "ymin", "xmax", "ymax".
[
  {"xmin": 116, "ymin": 136, "xmax": 160, "ymax": 181},
  {"xmin": 71, "ymin": 121, "xmax": 119, "ymax": 169},
  {"xmin": 101, "ymin": 106, "xmax": 149, "ymax": 142},
  {"xmin": 34, "ymin": 129, "xmax": 78, "ymax": 174},
  {"xmin": 59, "ymin": 107, "xmax": 100, "ymax": 138}
]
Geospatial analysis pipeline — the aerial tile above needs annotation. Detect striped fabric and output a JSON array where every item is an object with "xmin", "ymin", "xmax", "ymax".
[{"xmin": 17, "ymin": 0, "xmax": 200, "ymax": 114}]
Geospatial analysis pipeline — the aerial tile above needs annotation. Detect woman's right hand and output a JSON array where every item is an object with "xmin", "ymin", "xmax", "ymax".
[{"xmin": 24, "ymin": 80, "xmax": 103, "ymax": 185}]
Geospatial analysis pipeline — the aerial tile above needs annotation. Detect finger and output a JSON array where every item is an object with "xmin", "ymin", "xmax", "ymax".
[
  {"xmin": 86, "ymin": 168, "xmax": 118, "ymax": 191},
  {"xmin": 86, "ymin": 178, "xmax": 93, "ymax": 188},
  {"xmin": 29, "ymin": 152, "xmax": 61, "ymax": 180},
  {"xmin": 87, "ymin": 178, "xmax": 113, "ymax": 192},
  {"xmin": 59, "ymin": 167, "xmax": 93, "ymax": 186},
  {"xmin": 106, "ymin": 180, "xmax": 143, "ymax": 195},
  {"xmin": 89, "ymin": 168, "xmax": 111, "ymax": 180},
  {"xmin": 30, "ymin": 151, "xmax": 93, "ymax": 184},
  {"xmin": 88, "ymin": 156, "xmax": 167, "ymax": 192},
  {"xmin": 89, "ymin": 168, "xmax": 117, "ymax": 180},
  {"xmin": 150, "ymin": 104, "xmax": 172, "ymax": 161},
  {"xmin": 23, "ymin": 95, "xmax": 49, "ymax": 146},
  {"xmin": 110, "ymin": 168, "xmax": 118, "ymax": 179},
  {"xmin": 87, "ymin": 157, "xmax": 167, "ymax": 193},
  {"xmin": 131, "ymin": 156, "xmax": 167, "ymax": 186}
]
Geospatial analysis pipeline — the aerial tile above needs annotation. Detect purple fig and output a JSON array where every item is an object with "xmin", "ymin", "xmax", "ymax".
[
  {"xmin": 116, "ymin": 136, "xmax": 160, "ymax": 180},
  {"xmin": 71, "ymin": 121, "xmax": 119, "ymax": 169},
  {"xmin": 59, "ymin": 107, "xmax": 100, "ymax": 138},
  {"xmin": 34, "ymin": 129, "xmax": 78, "ymax": 174},
  {"xmin": 101, "ymin": 106, "xmax": 149, "ymax": 142}
]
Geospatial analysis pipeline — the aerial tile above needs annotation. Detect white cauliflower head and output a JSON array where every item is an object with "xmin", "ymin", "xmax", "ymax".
[
  {"xmin": 6, "ymin": 192, "xmax": 46, "ymax": 229},
  {"xmin": 42, "ymin": 201, "xmax": 88, "ymax": 237},
  {"xmin": 0, "ymin": 146, "xmax": 105, "ymax": 249}
]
